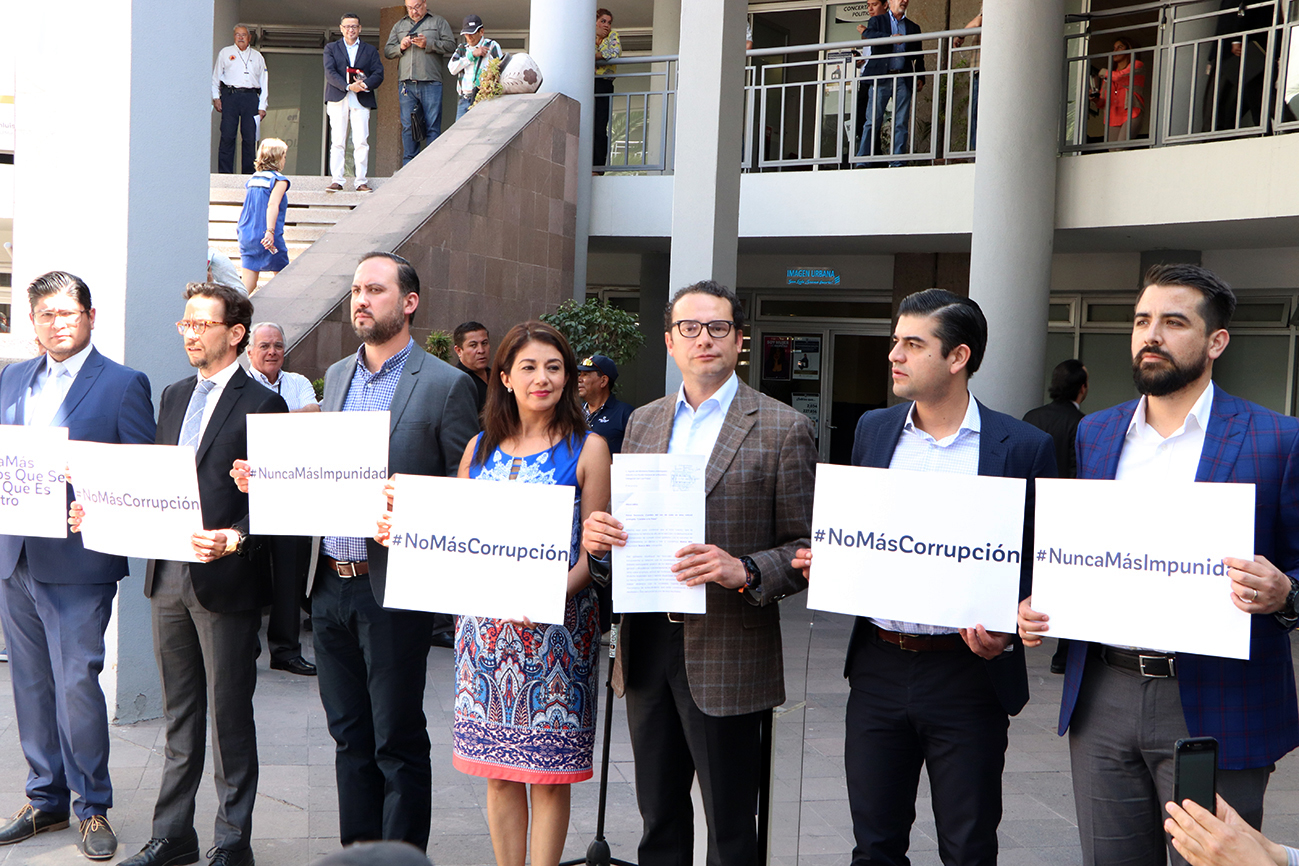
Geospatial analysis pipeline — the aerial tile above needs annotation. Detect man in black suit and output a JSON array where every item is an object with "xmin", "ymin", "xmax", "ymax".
[
  {"xmin": 855, "ymin": 0, "xmax": 925, "ymax": 165},
  {"xmin": 796, "ymin": 290, "xmax": 1056, "ymax": 866},
  {"xmin": 107, "ymin": 282, "xmax": 286, "ymax": 866},
  {"xmin": 325, "ymin": 13, "xmax": 384, "ymax": 192}
]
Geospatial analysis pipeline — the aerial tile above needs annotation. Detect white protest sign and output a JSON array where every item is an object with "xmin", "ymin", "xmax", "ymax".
[
  {"xmin": 247, "ymin": 411, "xmax": 389, "ymax": 536},
  {"xmin": 67, "ymin": 442, "xmax": 204, "ymax": 563},
  {"xmin": 807, "ymin": 464, "xmax": 1026, "ymax": 633},
  {"xmin": 0, "ymin": 425, "xmax": 69, "ymax": 538},
  {"xmin": 383, "ymin": 473, "xmax": 574, "ymax": 625},
  {"xmin": 1031, "ymin": 478, "xmax": 1254, "ymax": 659}
]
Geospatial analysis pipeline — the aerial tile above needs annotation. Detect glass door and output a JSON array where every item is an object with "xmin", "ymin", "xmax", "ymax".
[{"xmin": 825, "ymin": 331, "xmax": 891, "ymax": 465}]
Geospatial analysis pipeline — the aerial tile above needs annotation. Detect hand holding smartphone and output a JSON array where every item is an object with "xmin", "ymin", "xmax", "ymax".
[{"xmin": 1174, "ymin": 736, "xmax": 1218, "ymax": 812}]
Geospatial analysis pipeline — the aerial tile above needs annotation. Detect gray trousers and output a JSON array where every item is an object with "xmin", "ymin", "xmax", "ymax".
[
  {"xmin": 1069, "ymin": 648, "xmax": 1272, "ymax": 866},
  {"xmin": 150, "ymin": 561, "xmax": 261, "ymax": 850}
]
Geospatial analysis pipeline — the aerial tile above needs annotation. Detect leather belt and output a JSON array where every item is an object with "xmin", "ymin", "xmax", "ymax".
[
  {"xmin": 221, "ymin": 85, "xmax": 261, "ymax": 93},
  {"xmin": 325, "ymin": 556, "xmax": 369, "ymax": 578},
  {"xmin": 874, "ymin": 625, "xmax": 964, "ymax": 652},
  {"xmin": 1100, "ymin": 646, "xmax": 1177, "ymax": 678}
]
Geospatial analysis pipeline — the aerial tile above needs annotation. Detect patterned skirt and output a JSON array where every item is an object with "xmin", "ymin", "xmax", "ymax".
[{"xmin": 452, "ymin": 587, "xmax": 600, "ymax": 783}]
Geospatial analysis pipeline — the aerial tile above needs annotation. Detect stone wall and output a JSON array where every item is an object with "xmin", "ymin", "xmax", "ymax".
[{"xmin": 248, "ymin": 92, "xmax": 580, "ymax": 383}]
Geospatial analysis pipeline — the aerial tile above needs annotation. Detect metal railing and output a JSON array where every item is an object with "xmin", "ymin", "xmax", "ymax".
[
  {"xmin": 1063, "ymin": 0, "xmax": 1298, "ymax": 152},
  {"xmin": 595, "ymin": 56, "xmax": 677, "ymax": 174}
]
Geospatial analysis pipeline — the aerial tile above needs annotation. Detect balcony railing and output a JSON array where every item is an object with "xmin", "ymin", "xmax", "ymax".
[{"xmin": 593, "ymin": 1, "xmax": 1298, "ymax": 175}]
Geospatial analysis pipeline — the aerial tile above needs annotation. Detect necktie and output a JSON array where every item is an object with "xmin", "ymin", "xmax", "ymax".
[
  {"xmin": 179, "ymin": 379, "xmax": 217, "ymax": 451},
  {"xmin": 30, "ymin": 363, "xmax": 72, "ymax": 427}
]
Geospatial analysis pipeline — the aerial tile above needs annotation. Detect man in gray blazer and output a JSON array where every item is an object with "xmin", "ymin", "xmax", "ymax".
[
  {"xmin": 583, "ymin": 280, "xmax": 817, "ymax": 865},
  {"xmin": 309, "ymin": 252, "xmax": 478, "ymax": 851}
]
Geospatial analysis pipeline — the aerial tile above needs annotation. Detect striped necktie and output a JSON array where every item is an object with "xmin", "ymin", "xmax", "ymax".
[{"xmin": 179, "ymin": 378, "xmax": 217, "ymax": 451}]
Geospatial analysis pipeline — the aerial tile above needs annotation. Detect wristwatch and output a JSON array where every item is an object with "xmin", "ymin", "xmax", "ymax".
[
  {"xmin": 739, "ymin": 556, "xmax": 762, "ymax": 595},
  {"xmin": 1276, "ymin": 576, "xmax": 1299, "ymax": 626}
]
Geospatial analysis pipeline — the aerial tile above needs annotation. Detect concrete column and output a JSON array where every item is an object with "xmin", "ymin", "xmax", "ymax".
[
  {"xmin": 210, "ymin": 0, "xmax": 240, "ymax": 172},
  {"xmin": 12, "ymin": 0, "xmax": 214, "ymax": 722},
  {"xmin": 966, "ymin": 0, "xmax": 1065, "ymax": 418},
  {"xmin": 653, "ymin": 0, "xmax": 682, "ymax": 54},
  {"xmin": 530, "ymin": 0, "xmax": 597, "ymax": 300},
  {"xmin": 664, "ymin": 0, "xmax": 748, "ymax": 393},
  {"xmin": 638, "ymin": 252, "xmax": 671, "ymax": 401}
]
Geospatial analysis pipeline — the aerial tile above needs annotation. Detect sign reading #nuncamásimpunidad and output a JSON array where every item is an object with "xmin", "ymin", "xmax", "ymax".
[
  {"xmin": 807, "ymin": 463, "xmax": 1027, "ymax": 633},
  {"xmin": 0, "ymin": 425, "xmax": 69, "ymax": 538}
]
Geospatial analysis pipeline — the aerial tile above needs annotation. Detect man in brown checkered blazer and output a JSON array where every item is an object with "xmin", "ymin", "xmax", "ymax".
[{"xmin": 583, "ymin": 280, "xmax": 817, "ymax": 865}]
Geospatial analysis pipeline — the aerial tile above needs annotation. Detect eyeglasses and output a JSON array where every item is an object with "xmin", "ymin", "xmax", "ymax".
[
  {"xmin": 672, "ymin": 320, "xmax": 735, "ymax": 339},
  {"xmin": 34, "ymin": 309, "xmax": 86, "ymax": 327},
  {"xmin": 176, "ymin": 319, "xmax": 228, "ymax": 336},
  {"xmin": 340, "ymin": 23, "xmax": 360, "ymax": 30}
]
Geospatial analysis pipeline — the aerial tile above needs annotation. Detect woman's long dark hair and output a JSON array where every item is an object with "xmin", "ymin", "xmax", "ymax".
[{"xmin": 473, "ymin": 321, "xmax": 588, "ymax": 465}]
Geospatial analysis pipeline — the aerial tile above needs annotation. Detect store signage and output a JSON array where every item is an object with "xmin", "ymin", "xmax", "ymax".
[{"xmin": 787, "ymin": 268, "xmax": 841, "ymax": 286}]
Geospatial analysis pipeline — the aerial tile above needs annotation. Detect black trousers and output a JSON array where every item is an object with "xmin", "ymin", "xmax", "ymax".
[
  {"xmin": 218, "ymin": 88, "xmax": 259, "ymax": 174},
  {"xmin": 267, "ymin": 536, "xmax": 309, "ymax": 663},
  {"xmin": 845, "ymin": 630, "xmax": 1009, "ymax": 866},
  {"xmin": 624, "ymin": 613, "xmax": 765, "ymax": 866},
  {"xmin": 312, "ymin": 566, "xmax": 434, "ymax": 850},
  {"xmin": 594, "ymin": 77, "xmax": 615, "ymax": 168}
]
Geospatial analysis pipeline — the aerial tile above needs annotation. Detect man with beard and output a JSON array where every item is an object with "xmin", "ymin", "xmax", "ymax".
[
  {"xmin": 1018, "ymin": 264, "xmax": 1299, "ymax": 866},
  {"xmin": 238, "ymin": 252, "xmax": 477, "ymax": 851}
]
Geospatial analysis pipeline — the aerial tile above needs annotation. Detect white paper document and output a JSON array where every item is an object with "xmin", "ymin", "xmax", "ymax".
[
  {"xmin": 807, "ymin": 464, "xmax": 1026, "ymax": 634},
  {"xmin": 247, "ymin": 411, "xmax": 390, "ymax": 537},
  {"xmin": 610, "ymin": 453, "xmax": 707, "ymax": 614},
  {"xmin": 1031, "ymin": 478, "xmax": 1255, "ymax": 659},
  {"xmin": 0, "ymin": 425, "xmax": 70, "ymax": 539},
  {"xmin": 67, "ymin": 442, "xmax": 204, "ymax": 563},
  {"xmin": 383, "ymin": 473, "xmax": 574, "ymax": 625}
]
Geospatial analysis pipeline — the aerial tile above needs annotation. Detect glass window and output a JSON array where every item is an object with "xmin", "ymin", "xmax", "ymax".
[
  {"xmin": 1214, "ymin": 335, "xmax": 1291, "ymax": 414},
  {"xmin": 1079, "ymin": 333, "xmax": 1138, "ymax": 412}
]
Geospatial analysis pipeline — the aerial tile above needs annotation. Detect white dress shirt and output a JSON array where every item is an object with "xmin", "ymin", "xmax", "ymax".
[
  {"xmin": 875, "ymin": 396, "xmax": 983, "ymax": 635},
  {"xmin": 24, "ymin": 343, "xmax": 93, "ymax": 427},
  {"xmin": 1114, "ymin": 382, "xmax": 1214, "ymax": 484},
  {"xmin": 212, "ymin": 44, "xmax": 270, "ymax": 112},
  {"xmin": 193, "ymin": 359, "xmax": 243, "ymax": 445},
  {"xmin": 249, "ymin": 368, "xmax": 318, "ymax": 411},
  {"xmin": 667, "ymin": 372, "xmax": 740, "ymax": 458}
]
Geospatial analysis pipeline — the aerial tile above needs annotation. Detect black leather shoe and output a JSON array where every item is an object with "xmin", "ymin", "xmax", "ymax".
[
  {"xmin": 208, "ymin": 846, "xmax": 255, "ymax": 866},
  {"xmin": 80, "ymin": 815, "xmax": 118, "ymax": 860},
  {"xmin": 430, "ymin": 631, "xmax": 454, "ymax": 649},
  {"xmin": 120, "ymin": 831, "xmax": 200, "ymax": 866},
  {"xmin": 270, "ymin": 656, "xmax": 317, "ymax": 676},
  {"xmin": 0, "ymin": 803, "xmax": 69, "ymax": 844}
]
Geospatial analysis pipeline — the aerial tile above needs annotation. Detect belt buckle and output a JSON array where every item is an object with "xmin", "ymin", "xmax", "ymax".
[
  {"xmin": 336, "ymin": 560, "xmax": 358, "ymax": 578},
  {"xmin": 896, "ymin": 633, "xmax": 918, "ymax": 652},
  {"xmin": 666, "ymin": 612, "xmax": 684, "ymax": 623},
  {"xmin": 1138, "ymin": 654, "xmax": 1174, "ymax": 678}
]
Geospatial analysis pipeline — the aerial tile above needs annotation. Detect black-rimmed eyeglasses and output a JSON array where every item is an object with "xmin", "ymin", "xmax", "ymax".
[{"xmin": 672, "ymin": 320, "xmax": 735, "ymax": 339}]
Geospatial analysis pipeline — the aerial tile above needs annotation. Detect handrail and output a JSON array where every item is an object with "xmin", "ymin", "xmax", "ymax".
[
  {"xmin": 745, "ymin": 26, "xmax": 981, "ymax": 58},
  {"xmin": 1067, "ymin": 0, "xmax": 1274, "ymax": 21}
]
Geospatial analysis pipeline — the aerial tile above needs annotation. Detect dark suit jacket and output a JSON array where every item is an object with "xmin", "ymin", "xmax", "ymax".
[
  {"xmin": 1022, "ymin": 398, "xmax": 1085, "ymax": 480},
  {"xmin": 317, "ymin": 345, "xmax": 479, "ymax": 606},
  {"xmin": 1058, "ymin": 387, "xmax": 1299, "ymax": 769},
  {"xmin": 324, "ymin": 39, "xmax": 384, "ymax": 109},
  {"xmin": 844, "ymin": 399, "xmax": 1057, "ymax": 716},
  {"xmin": 861, "ymin": 13, "xmax": 925, "ymax": 78},
  {"xmin": 0, "ymin": 347, "xmax": 157, "ymax": 583},
  {"xmin": 144, "ymin": 365, "xmax": 287, "ymax": 613},
  {"xmin": 610, "ymin": 380, "xmax": 818, "ymax": 717}
]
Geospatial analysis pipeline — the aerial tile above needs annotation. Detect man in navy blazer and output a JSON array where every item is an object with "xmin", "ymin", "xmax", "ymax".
[
  {"xmin": 324, "ymin": 13, "xmax": 384, "ymax": 192},
  {"xmin": 855, "ymin": 0, "xmax": 926, "ymax": 164},
  {"xmin": 1020, "ymin": 264, "xmax": 1299, "ymax": 866},
  {"xmin": 797, "ymin": 289, "xmax": 1055, "ymax": 866},
  {"xmin": 0, "ymin": 271, "xmax": 155, "ymax": 861}
]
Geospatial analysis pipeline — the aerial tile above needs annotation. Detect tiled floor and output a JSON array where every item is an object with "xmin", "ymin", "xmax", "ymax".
[{"xmin": 2, "ymin": 596, "xmax": 1298, "ymax": 865}]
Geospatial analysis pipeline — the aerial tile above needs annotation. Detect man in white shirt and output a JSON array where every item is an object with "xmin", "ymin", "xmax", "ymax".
[
  {"xmin": 324, "ymin": 14, "xmax": 384, "ymax": 192},
  {"xmin": 212, "ymin": 26, "xmax": 269, "ymax": 174},
  {"xmin": 1020, "ymin": 264, "xmax": 1299, "ymax": 866},
  {"xmin": 582, "ymin": 280, "xmax": 816, "ymax": 865},
  {"xmin": 247, "ymin": 322, "xmax": 319, "ymax": 413}
]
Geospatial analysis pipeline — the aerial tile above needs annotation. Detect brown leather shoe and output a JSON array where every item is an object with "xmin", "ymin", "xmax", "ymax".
[
  {"xmin": 326, "ymin": 182, "xmax": 343, "ymax": 191},
  {"xmin": 355, "ymin": 183, "xmax": 372, "ymax": 192},
  {"xmin": 0, "ymin": 803, "xmax": 70, "ymax": 844}
]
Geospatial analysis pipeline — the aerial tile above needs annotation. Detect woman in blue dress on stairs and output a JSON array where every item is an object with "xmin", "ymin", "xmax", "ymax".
[{"xmin": 235, "ymin": 137, "xmax": 290, "ymax": 293}]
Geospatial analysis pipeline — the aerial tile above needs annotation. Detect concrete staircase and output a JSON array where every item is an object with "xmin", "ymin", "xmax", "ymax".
[{"xmin": 208, "ymin": 175, "xmax": 386, "ymax": 290}]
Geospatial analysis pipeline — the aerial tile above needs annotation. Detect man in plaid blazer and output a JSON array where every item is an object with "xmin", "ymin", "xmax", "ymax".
[
  {"xmin": 583, "ymin": 280, "xmax": 816, "ymax": 865},
  {"xmin": 1019, "ymin": 264, "xmax": 1299, "ymax": 866}
]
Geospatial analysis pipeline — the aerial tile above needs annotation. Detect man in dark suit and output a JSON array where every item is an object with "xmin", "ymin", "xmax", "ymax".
[
  {"xmin": 583, "ymin": 280, "xmax": 817, "ymax": 865},
  {"xmin": 0, "ymin": 271, "xmax": 156, "ymax": 861},
  {"xmin": 1020, "ymin": 265, "xmax": 1299, "ymax": 866},
  {"xmin": 106, "ymin": 282, "xmax": 286, "ymax": 866},
  {"xmin": 325, "ymin": 13, "xmax": 384, "ymax": 192},
  {"xmin": 796, "ymin": 289, "xmax": 1055, "ymax": 866},
  {"xmin": 854, "ymin": 0, "xmax": 925, "ymax": 165},
  {"xmin": 305, "ymin": 252, "xmax": 478, "ymax": 851}
]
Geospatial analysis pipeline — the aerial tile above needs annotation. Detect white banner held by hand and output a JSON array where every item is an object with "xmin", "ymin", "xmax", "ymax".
[
  {"xmin": 67, "ymin": 441, "xmax": 205, "ymax": 563},
  {"xmin": 807, "ymin": 463, "xmax": 1027, "ymax": 633},
  {"xmin": 1031, "ymin": 478, "xmax": 1254, "ymax": 659},
  {"xmin": 383, "ymin": 473, "xmax": 574, "ymax": 625},
  {"xmin": 247, "ymin": 411, "xmax": 390, "ymax": 537},
  {"xmin": 0, "ymin": 425, "xmax": 69, "ymax": 538}
]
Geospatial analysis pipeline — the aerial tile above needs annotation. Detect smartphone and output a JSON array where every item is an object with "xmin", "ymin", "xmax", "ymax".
[{"xmin": 1173, "ymin": 736, "xmax": 1218, "ymax": 812}]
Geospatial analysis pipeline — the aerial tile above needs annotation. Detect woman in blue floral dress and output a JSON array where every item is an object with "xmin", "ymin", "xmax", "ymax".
[{"xmin": 451, "ymin": 321, "xmax": 611, "ymax": 866}]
